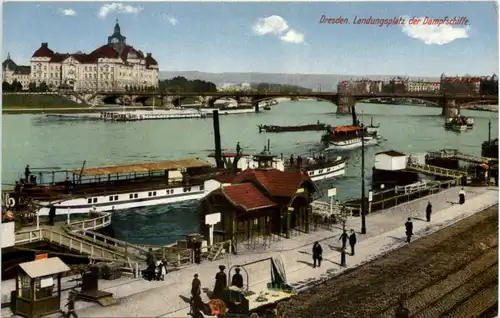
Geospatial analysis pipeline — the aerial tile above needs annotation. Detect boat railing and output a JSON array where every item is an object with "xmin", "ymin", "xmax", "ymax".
[
  {"xmin": 406, "ymin": 161, "xmax": 465, "ymax": 178},
  {"xmin": 66, "ymin": 212, "xmax": 112, "ymax": 232}
]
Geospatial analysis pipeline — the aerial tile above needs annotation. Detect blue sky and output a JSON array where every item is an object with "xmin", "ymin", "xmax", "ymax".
[{"xmin": 2, "ymin": 1, "xmax": 498, "ymax": 76}]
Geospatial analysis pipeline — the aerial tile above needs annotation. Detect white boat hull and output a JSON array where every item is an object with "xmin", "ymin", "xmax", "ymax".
[
  {"xmin": 325, "ymin": 136, "xmax": 381, "ymax": 151},
  {"xmin": 308, "ymin": 162, "xmax": 346, "ymax": 182},
  {"xmin": 200, "ymin": 108, "xmax": 255, "ymax": 116},
  {"xmin": 36, "ymin": 184, "xmax": 205, "ymax": 216}
]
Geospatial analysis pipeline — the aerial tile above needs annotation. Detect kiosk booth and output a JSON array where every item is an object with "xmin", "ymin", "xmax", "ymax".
[{"xmin": 12, "ymin": 257, "xmax": 69, "ymax": 317}]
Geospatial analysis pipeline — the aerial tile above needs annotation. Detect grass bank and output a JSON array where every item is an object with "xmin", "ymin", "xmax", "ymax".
[{"xmin": 2, "ymin": 94, "xmax": 90, "ymax": 114}]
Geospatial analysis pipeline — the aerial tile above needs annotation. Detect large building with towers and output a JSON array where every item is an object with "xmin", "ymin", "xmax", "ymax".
[{"xmin": 2, "ymin": 20, "xmax": 159, "ymax": 91}]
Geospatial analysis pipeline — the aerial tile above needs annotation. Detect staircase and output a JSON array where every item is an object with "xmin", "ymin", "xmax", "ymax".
[
  {"xmin": 406, "ymin": 162, "xmax": 465, "ymax": 178},
  {"xmin": 427, "ymin": 149, "xmax": 497, "ymax": 164},
  {"xmin": 206, "ymin": 243, "xmax": 224, "ymax": 261}
]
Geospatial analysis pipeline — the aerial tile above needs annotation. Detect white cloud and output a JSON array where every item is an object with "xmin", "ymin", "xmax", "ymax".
[
  {"xmin": 253, "ymin": 15, "xmax": 289, "ymax": 35},
  {"xmin": 98, "ymin": 3, "xmax": 143, "ymax": 19},
  {"xmin": 253, "ymin": 15, "xmax": 304, "ymax": 44},
  {"xmin": 280, "ymin": 29, "xmax": 304, "ymax": 44},
  {"xmin": 401, "ymin": 17, "xmax": 470, "ymax": 45},
  {"xmin": 60, "ymin": 8, "xmax": 77, "ymax": 16},
  {"xmin": 163, "ymin": 14, "xmax": 178, "ymax": 26}
]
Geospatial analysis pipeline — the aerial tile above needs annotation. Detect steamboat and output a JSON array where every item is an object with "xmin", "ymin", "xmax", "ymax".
[
  {"xmin": 321, "ymin": 108, "xmax": 381, "ymax": 150},
  {"xmin": 258, "ymin": 122, "xmax": 328, "ymax": 133},
  {"xmin": 8, "ymin": 148, "xmax": 345, "ymax": 216},
  {"xmin": 444, "ymin": 115, "xmax": 473, "ymax": 131}
]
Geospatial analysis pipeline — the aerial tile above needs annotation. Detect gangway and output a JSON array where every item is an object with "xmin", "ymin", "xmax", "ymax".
[
  {"xmin": 427, "ymin": 149, "xmax": 497, "ymax": 164},
  {"xmin": 406, "ymin": 161, "xmax": 465, "ymax": 178}
]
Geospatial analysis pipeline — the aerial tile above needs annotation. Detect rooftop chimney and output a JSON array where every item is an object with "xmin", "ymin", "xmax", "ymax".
[
  {"xmin": 41, "ymin": 42, "xmax": 48, "ymax": 48},
  {"xmin": 146, "ymin": 53, "xmax": 152, "ymax": 57}
]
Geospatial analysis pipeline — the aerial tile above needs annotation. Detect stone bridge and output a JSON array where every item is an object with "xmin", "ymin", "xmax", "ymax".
[{"xmin": 76, "ymin": 91, "xmax": 498, "ymax": 117}]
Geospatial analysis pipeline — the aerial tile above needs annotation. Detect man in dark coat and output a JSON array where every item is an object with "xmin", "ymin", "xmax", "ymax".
[
  {"xmin": 312, "ymin": 241, "xmax": 323, "ymax": 268},
  {"xmin": 49, "ymin": 206, "xmax": 56, "ymax": 226},
  {"xmin": 231, "ymin": 267, "xmax": 244, "ymax": 288},
  {"xmin": 405, "ymin": 218, "xmax": 413, "ymax": 243},
  {"xmin": 24, "ymin": 165, "xmax": 31, "ymax": 182},
  {"xmin": 190, "ymin": 274, "xmax": 202, "ymax": 316},
  {"xmin": 425, "ymin": 202, "xmax": 432, "ymax": 222},
  {"xmin": 348, "ymin": 229, "xmax": 357, "ymax": 255},
  {"xmin": 212, "ymin": 265, "xmax": 227, "ymax": 299},
  {"xmin": 459, "ymin": 188, "xmax": 465, "ymax": 204},
  {"xmin": 339, "ymin": 230, "xmax": 348, "ymax": 250},
  {"xmin": 65, "ymin": 290, "xmax": 78, "ymax": 318},
  {"xmin": 146, "ymin": 248, "xmax": 156, "ymax": 281}
]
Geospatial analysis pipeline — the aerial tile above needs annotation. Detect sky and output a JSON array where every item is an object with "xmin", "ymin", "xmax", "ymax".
[{"xmin": 2, "ymin": 1, "xmax": 498, "ymax": 76}]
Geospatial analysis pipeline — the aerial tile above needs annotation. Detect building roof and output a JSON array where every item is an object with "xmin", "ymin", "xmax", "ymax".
[
  {"xmin": 231, "ymin": 169, "xmax": 311, "ymax": 197},
  {"xmin": 19, "ymin": 257, "xmax": 70, "ymax": 278},
  {"xmin": 2, "ymin": 56, "xmax": 17, "ymax": 71},
  {"xmin": 32, "ymin": 42, "xmax": 55, "ymax": 58},
  {"xmin": 376, "ymin": 150, "xmax": 406, "ymax": 157},
  {"xmin": 145, "ymin": 53, "xmax": 158, "ymax": 67},
  {"xmin": 221, "ymin": 183, "xmax": 276, "ymax": 211},
  {"xmin": 72, "ymin": 158, "xmax": 211, "ymax": 176},
  {"xmin": 14, "ymin": 65, "xmax": 31, "ymax": 75},
  {"xmin": 334, "ymin": 126, "xmax": 360, "ymax": 132}
]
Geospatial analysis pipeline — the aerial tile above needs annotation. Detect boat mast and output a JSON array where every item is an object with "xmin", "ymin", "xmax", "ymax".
[{"xmin": 78, "ymin": 160, "xmax": 86, "ymax": 184}]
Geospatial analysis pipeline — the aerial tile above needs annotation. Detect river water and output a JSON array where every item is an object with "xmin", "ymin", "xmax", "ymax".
[{"xmin": 2, "ymin": 101, "xmax": 498, "ymax": 244}]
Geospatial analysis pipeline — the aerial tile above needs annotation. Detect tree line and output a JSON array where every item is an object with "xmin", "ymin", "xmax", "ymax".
[{"xmin": 252, "ymin": 82, "xmax": 312, "ymax": 92}]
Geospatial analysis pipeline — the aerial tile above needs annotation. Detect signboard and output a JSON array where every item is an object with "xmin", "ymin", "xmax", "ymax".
[
  {"xmin": 368, "ymin": 191, "xmax": 373, "ymax": 202},
  {"xmin": 205, "ymin": 212, "xmax": 221, "ymax": 225},
  {"xmin": 1, "ymin": 222, "xmax": 15, "ymax": 248},
  {"xmin": 40, "ymin": 276, "xmax": 54, "ymax": 288},
  {"xmin": 327, "ymin": 188, "xmax": 337, "ymax": 197},
  {"xmin": 35, "ymin": 253, "xmax": 48, "ymax": 260}
]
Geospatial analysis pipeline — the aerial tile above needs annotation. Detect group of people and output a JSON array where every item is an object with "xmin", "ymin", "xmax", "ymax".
[
  {"xmin": 311, "ymin": 229, "xmax": 357, "ymax": 268},
  {"xmin": 145, "ymin": 248, "xmax": 168, "ymax": 281},
  {"xmin": 288, "ymin": 153, "xmax": 326, "ymax": 169},
  {"xmin": 189, "ymin": 265, "xmax": 245, "ymax": 316}
]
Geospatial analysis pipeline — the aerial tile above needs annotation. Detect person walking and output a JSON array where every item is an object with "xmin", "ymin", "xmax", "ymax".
[
  {"xmin": 145, "ymin": 248, "xmax": 157, "ymax": 281},
  {"xmin": 312, "ymin": 241, "xmax": 323, "ymax": 268},
  {"xmin": 348, "ymin": 229, "xmax": 357, "ymax": 256},
  {"xmin": 64, "ymin": 290, "xmax": 78, "ymax": 318},
  {"xmin": 212, "ymin": 265, "xmax": 227, "ymax": 299},
  {"xmin": 190, "ymin": 274, "xmax": 202, "ymax": 316},
  {"xmin": 405, "ymin": 218, "xmax": 413, "ymax": 243},
  {"xmin": 425, "ymin": 201, "xmax": 432, "ymax": 222},
  {"xmin": 459, "ymin": 188, "xmax": 466, "ymax": 204},
  {"xmin": 339, "ymin": 230, "xmax": 348, "ymax": 250}
]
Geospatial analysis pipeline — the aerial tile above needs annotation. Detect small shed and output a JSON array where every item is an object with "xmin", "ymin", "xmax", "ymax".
[
  {"xmin": 374, "ymin": 151, "xmax": 407, "ymax": 171},
  {"xmin": 13, "ymin": 257, "xmax": 70, "ymax": 318}
]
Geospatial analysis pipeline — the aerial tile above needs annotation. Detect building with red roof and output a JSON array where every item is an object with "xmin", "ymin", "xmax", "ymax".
[
  {"xmin": 199, "ymin": 152, "xmax": 319, "ymax": 250},
  {"xmin": 3, "ymin": 20, "xmax": 159, "ymax": 91}
]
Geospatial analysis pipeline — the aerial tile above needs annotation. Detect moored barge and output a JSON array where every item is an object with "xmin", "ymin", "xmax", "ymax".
[{"xmin": 258, "ymin": 122, "xmax": 328, "ymax": 133}]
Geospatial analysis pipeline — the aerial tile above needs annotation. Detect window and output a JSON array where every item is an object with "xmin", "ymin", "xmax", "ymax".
[
  {"xmin": 93, "ymin": 198, "xmax": 97, "ymax": 203},
  {"xmin": 114, "ymin": 195, "xmax": 118, "ymax": 200},
  {"xmin": 153, "ymin": 191, "xmax": 157, "ymax": 196},
  {"xmin": 183, "ymin": 188, "xmax": 187, "ymax": 193},
  {"xmin": 87, "ymin": 198, "xmax": 92, "ymax": 204},
  {"xmin": 148, "ymin": 192, "xmax": 152, "ymax": 197},
  {"xmin": 134, "ymin": 193, "xmax": 138, "ymax": 198},
  {"xmin": 200, "ymin": 185, "xmax": 204, "ymax": 191},
  {"xmin": 188, "ymin": 187, "xmax": 192, "ymax": 192},
  {"xmin": 129, "ymin": 194, "xmax": 133, "ymax": 199},
  {"xmin": 109, "ymin": 196, "xmax": 114, "ymax": 201},
  {"xmin": 170, "ymin": 189, "xmax": 174, "ymax": 194}
]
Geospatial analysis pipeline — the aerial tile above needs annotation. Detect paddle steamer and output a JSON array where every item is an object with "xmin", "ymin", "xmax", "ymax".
[{"xmin": 321, "ymin": 109, "xmax": 381, "ymax": 150}]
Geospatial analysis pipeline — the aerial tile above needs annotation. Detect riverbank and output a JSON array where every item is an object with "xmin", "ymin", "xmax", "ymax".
[{"xmin": 1, "ymin": 186, "xmax": 492, "ymax": 317}]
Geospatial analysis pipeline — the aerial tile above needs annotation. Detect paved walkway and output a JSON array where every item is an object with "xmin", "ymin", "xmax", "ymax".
[{"xmin": 2, "ymin": 187, "xmax": 497, "ymax": 318}]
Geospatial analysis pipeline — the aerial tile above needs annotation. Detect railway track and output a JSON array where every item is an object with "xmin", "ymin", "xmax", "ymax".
[{"xmin": 284, "ymin": 206, "xmax": 499, "ymax": 318}]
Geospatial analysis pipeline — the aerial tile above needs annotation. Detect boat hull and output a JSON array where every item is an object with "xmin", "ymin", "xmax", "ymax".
[
  {"xmin": 325, "ymin": 136, "xmax": 381, "ymax": 151},
  {"xmin": 36, "ymin": 184, "xmax": 205, "ymax": 216},
  {"xmin": 308, "ymin": 162, "xmax": 346, "ymax": 181}
]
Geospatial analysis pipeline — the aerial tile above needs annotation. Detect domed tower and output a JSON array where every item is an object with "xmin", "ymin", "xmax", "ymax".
[{"xmin": 107, "ymin": 19, "xmax": 127, "ymax": 53}]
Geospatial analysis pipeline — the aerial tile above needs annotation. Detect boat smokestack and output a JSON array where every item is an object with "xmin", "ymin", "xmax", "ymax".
[
  {"xmin": 212, "ymin": 110, "xmax": 223, "ymax": 169},
  {"xmin": 351, "ymin": 105, "xmax": 358, "ymax": 126}
]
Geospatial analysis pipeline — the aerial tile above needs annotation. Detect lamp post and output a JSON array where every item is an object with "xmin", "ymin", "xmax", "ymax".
[
  {"xmin": 360, "ymin": 126, "xmax": 367, "ymax": 234},
  {"xmin": 339, "ymin": 206, "xmax": 348, "ymax": 267},
  {"xmin": 328, "ymin": 187, "xmax": 337, "ymax": 216}
]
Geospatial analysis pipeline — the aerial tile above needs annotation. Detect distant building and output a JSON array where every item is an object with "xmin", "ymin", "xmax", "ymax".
[
  {"xmin": 440, "ymin": 74, "xmax": 481, "ymax": 95},
  {"xmin": 406, "ymin": 80, "xmax": 440, "ymax": 93},
  {"xmin": 2, "ymin": 20, "xmax": 159, "ymax": 92},
  {"xmin": 337, "ymin": 79, "xmax": 383, "ymax": 94},
  {"xmin": 2, "ymin": 53, "xmax": 31, "ymax": 90},
  {"xmin": 480, "ymin": 74, "xmax": 498, "ymax": 95}
]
